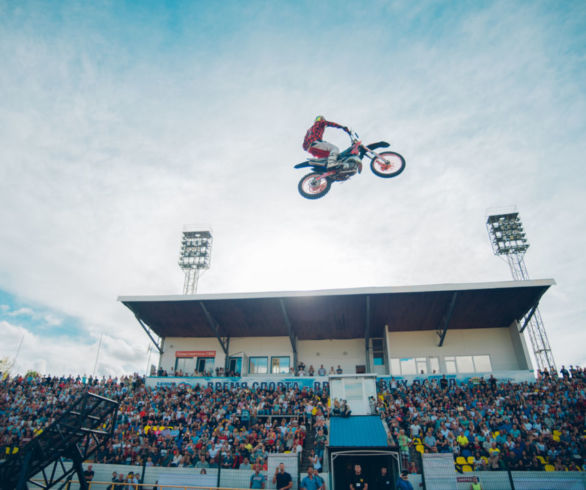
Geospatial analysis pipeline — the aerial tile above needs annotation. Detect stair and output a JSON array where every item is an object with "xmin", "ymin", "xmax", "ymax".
[
  {"xmin": 300, "ymin": 426, "xmax": 316, "ymax": 472},
  {"xmin": 0, "ymin": 392, "xmax": 119, "ymax": 490}
]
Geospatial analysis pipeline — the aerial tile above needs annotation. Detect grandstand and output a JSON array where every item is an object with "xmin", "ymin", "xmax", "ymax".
[{"xmin": 1, "ymin": 279, "xmax": 584, "ymax": 490}]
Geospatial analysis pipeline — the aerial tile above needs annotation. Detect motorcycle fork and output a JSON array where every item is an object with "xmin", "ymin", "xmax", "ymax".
[{"xmin": 363, "ymin": 148, "xmax": 388, "ymax": 163}]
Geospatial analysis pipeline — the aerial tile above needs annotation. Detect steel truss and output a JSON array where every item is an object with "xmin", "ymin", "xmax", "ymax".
[
  {"xmin": 0, "ymin": 391, "xmax": 119, "ymax": 490},
  {"xmin": 486, "ymin": 212, "xmax": 556, "ymax": 374}
]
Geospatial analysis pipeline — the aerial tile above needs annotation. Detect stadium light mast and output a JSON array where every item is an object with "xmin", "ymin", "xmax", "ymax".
[
  {"xmin": 486, "ymin": 211, "xmax": 556, "ymax": 373},
  {"xmin": 178, "ymin": 226, "xmax": 213, "ymax": 295}
]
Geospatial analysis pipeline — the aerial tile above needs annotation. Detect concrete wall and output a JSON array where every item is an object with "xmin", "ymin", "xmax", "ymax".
[
  {"xmin": 508, "ymin": 321, "xmax": 533, "ymax": 370},
  {"xmin": 297, "ymin": 338, "xmax": 365, "ymax": 375},
  {"xmin": 386, "ymin": 327, "xmax": 527, "ymax": 373},
  {"xmin": 160, "ymin": 337, "xmax": 367, "ymax": 376},
  {"xmin": 161, "ymin": 326, "xmax": 529, "ymax": 376}
]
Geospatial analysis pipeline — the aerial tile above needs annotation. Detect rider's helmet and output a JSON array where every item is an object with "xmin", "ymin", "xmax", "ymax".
[{"xmin": 315, "ymin": 115, "xmax": 325, "ymax": 122}]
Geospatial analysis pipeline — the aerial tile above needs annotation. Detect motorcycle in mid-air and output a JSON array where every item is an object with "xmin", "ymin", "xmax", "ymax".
[{"xmin": 294, "ymin": 130, "xmax": 406, "ymax": 199}]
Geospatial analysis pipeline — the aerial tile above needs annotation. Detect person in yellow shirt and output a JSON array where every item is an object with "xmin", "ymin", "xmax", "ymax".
[
  {"xmin": 470, "ymin": 476, "xmax": 482, "ymax": 489},
  {"xmin": 457, "ymin": 434, "xmax": 469, "ymax": 447}
]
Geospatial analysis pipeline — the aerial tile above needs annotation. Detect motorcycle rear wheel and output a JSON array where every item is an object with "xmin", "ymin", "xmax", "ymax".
[
  {"xmin": 370, "ymin": 151, "xmax": 406, "ymax": 178},
  {"xmin": 298, "ymin": 173, "xmax": 331, "ymax": 199}
]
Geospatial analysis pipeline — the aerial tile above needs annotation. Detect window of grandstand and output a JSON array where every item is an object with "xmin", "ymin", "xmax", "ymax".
[
  {"xmin": 271, "ymin": 356, "xmax": 290, "ymax": 374},
  {"xmin": 472, "ymin": 354, "xmax": 492, "ymax": 371},
  {"xmin": 400, "ymin": 358, "xmax": 417, "ymax": 374},
  {"xmin": 175, "ymin": 357, "xmax": 196, "ymax": 374},
  {"xmin": 228, "ymin": 356, "xmax": 242, "ymax": 374},
  {"xmin": 445, "ymin": 355, "xmax": 492, "ymax": 373},
  {"xmin": 196, "ymin": 357, "xmax": 214, "ymax": 374},
  {"xmin": 390, "ymin": 355, "xmax": 491, "ymax": 374},
  {"xmin": 429, "ymin": 356, "xmax": 440, "ymax": 373},
  {"xmin": 249, "ymin": 356, "xmax": 268, "ymax": 374},
  {"xmin": 372, "ymin": 338, "xmax": 385, "ymax": 368}
]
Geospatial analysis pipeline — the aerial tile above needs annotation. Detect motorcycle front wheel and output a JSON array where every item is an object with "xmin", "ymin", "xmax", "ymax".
[
  {"xmin": 298, "ymin": 173, "xmax": 331, "ymax": 199},
  {"xmin": 370, "ymin": 151, "xmax": 406, "ymax": 178}
]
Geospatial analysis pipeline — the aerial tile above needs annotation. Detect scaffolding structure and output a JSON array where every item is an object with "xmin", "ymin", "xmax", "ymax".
[
  {"xmin": 178, "ymin": 226, "xmax": 213, "ymax": 295},
  {"xmin": 486, "ymin": 212, "xmax": 556, "ymax": 373}
]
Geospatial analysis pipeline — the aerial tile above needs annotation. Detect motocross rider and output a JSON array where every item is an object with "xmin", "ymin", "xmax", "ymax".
[{"xmin": 303, "ymin": 115, "xmax": 349, "ymax": 168}]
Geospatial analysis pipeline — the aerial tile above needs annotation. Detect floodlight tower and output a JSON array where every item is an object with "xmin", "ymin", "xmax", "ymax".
[
  {"xmin": 178, "ymin": 226, "xmax": 213, "ymax": 295},
  {"xmin": 486, "ymin": 211, "xmax": 556, "ymax": 373}
]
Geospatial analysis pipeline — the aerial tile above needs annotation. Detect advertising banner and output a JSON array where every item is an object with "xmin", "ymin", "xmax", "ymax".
[
  {"xmin": 146, "ymin": 370, "xmax": 534, "ymax": 392},
  {"xmin": 147, "ymin": 375, "xmax": 330, "ymax": 392},
  {"xmin": 175, "ymin": 350, "xmax": 216, "ymax": 357}
]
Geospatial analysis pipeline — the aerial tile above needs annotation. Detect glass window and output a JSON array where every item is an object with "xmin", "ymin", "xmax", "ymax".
[
  {"xmin": 400, "ymin": 358, "xmax": 416, "ymax": 375},
  {"xmin": 175, "ymin": 357, "xmax": 196, "ymax": 374},
  {"xmin": 429, "ymin": 357, "xmax": 440, "ymax": 374},
  {"xmin": 196, "ymin": 357, "xmax": 215, "ymax": 375},
  {"xmin": 390, "ymin": 358, "xmax": 401, "ymax": 375},
  {"xmin": 271, "ymin": 356, "xmax": 290, "ymax": 374},
  {"xmin": 372, "ymin": 339, "xmax": 385, "ymax": 366},
  {"xmin": 416, "ymin": 357, "xmax": 427, "ymax": 374},
  {"xmin": 473, "ymin": 355, "xmax": 492, "ymax": 372},
  {"xmin": 456, "ymin": 356, "xmax": 474, "ymax": 373},
  {"xmin": 249, "ymin": 357, "xmax": 268, "ymax": 374},
  {"xmin": 445, "ymin": 356, "xmax": 457, "ymax": 374}
]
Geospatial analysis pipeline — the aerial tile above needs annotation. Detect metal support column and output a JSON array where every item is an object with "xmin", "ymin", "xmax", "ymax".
[
  {"xmin": 437, "ymin": 292, "xmax": 458, "ymax": 347},
  {"xmin": 200, "ymin": 303, "xmax": 229, "ymax": 358},
  {"xmin": 134, "ymin": 314, "xmax": 163, "ymax": 354},
  {"xmin": 365, "ymin": 295, "xmax": 371, "ymax": 373},
  {"xmin": 279, "ymin": 299, "xmax": 298, "ymax": 374}
]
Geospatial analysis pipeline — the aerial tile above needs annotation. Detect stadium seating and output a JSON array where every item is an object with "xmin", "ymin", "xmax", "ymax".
[{"xmin": 0, "ymin": 367, "xmax": 584, "ymax": 475}]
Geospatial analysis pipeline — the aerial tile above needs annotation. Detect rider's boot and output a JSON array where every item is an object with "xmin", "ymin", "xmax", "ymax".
[{"xmin": 326, "ymin": 151, "xmax": 340, "ymax": 169}]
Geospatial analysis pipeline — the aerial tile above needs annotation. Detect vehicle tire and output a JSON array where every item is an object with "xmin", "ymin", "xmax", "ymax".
[
  {"xmin": 298, "ymin": 173, "xmax": 331, "ymax": 199},
  {"xmin": 370, "ymin": 151, "xmax": 406, "ymax": 178}
]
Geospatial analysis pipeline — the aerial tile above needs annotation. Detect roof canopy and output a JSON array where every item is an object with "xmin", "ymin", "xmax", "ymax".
[{"xmin": 119, "ymin": 279, "xmax": 554, "ymax": 340}]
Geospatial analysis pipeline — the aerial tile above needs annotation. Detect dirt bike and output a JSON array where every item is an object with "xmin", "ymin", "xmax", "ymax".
[{"xmin": 294, "ymin": 130, "xmax": 406, "ymax": 199}]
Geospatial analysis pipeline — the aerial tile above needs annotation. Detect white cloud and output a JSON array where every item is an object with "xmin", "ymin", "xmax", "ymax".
[
  {"xmin": 0, "ymin": 1, "xmax": 585, "ymax": 373},
  {"xmin": 0, "ymin": 321, "xmax": 147, "ymax": 377}
]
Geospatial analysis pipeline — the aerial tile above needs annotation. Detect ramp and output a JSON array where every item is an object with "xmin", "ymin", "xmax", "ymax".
[{"xmin": 0, "ymin": 391, "xmax": 119, "ymax": 490}]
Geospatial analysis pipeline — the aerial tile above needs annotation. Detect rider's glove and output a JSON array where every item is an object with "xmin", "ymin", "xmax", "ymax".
[{"xmin": 343, "ymin": 126, "xmax": 350, "ymax": 133}]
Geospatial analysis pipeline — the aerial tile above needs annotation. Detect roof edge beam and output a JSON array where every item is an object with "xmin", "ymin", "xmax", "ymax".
[
  {"xmin": 279, "ymin": 299, "xmax": 298, "ymax": 374},
  {"xmin": 365, "ymin": 295, "xmax": 371, "ymax": 373},
  {"xmin": 200, "ymin": 302, "xmax": 229, "ymax": 355},
  {"xmin": 437, "ymin": 292, "xmax": 458, "ymax": 347},
  {"xmin": 134, "ymin": 314, "xmax": 163, "ymax": 354},
  {"xmin": 519, "ymin": 288, "xmax": 546, "ymax": 333},
  {"xmin": 519, "ymin": 301, "xmax": 539, "ymax": 333}
]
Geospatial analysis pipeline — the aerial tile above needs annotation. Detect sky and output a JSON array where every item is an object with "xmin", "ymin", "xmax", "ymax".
[{"xmin": 1, "ymin": 0, "xmax": 585, "ymax": 376}]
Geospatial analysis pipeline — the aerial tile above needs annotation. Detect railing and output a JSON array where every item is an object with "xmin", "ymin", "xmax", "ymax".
[{"xmin": 36, "ymin": 483, "xmax": 253, "ymax": 490}]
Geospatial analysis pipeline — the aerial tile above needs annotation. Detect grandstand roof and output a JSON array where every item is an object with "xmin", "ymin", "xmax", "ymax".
[{"xmin": 119, "ymin": 279, "xmax": 554, "ymax": 340}]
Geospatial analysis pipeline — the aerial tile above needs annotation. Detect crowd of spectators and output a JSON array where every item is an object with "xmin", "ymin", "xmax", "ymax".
[
  {"xmin": 0, "ymin": 373, "xmax": 329, "ymax": 470},
  {"xmin": 153, "ymin": 361, "xmax": 345, "ymax": 378},
  {"xmin": 1, "ymin": 366, "xmax": 584, "ymax": 474},
  {"xmin": 375, "ymin": 368, "xmax": 585, "ymax": 472}
]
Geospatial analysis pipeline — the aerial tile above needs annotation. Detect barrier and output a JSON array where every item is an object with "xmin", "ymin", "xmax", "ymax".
[
  {"xmin": 146, "ymin": 370, "xmax": 535, "ymax": 393},
  {"xmin": 34, "ymin": 464, "xmax": 585, "ymax": 490}
]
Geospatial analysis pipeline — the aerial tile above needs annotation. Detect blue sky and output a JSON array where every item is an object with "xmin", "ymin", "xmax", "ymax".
[{"xmin": 1, "ymin": 0, "xmax": 585, "ymax": 375}]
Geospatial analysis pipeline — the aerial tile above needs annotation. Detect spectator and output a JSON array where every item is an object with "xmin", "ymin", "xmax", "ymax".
[
  {"xmin": 318, "ymin": 365, "xmax": 326, "ymax": 376},
  {"xmin": 83, "ymin": 465, "xmax": 94, "ymax": 483},
  {"xmin": 272, "ymin": 462, "xmax": 293, "ymax": 490},
  {"xmin": 349, "ymin": 464, "xmax": 367, "ymax": 490},
  {"xmin": 396, "ymin": 470, "xmax": 413, "ymax": 490},
  {"xmin": 375, "ymin": 467, "xmax": 392, "ymax": 490},
  {"xmin": 336, "ymin": 365, "xmax": 343, "ymax": 374},
  {"xmin": 250, "ymin": 464, "xmax": 266, "ymax": 489},
  {"xmin": 300, "ymin": 466, "xmax": 320, "ymax": 490}
]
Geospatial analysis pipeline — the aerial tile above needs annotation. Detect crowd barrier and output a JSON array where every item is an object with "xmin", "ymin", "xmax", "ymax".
[
  {"xmin": 451, "ymin": 470, "xmax": 585, "ymax": 490},
  {"xmin": 34, "ymin": 464, "xmax": 321, "ymax": 490},
  {"xmin": 32, "ymin": 463, "xmax": 586, "ymax": 490}
]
